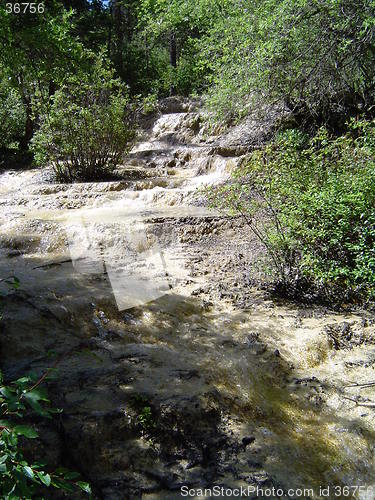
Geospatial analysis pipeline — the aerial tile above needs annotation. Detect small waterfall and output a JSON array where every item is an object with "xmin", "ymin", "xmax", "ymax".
[
  {"xmin": 1, "ymin": 100, "xmax": 375, "ymax": 497},
  {"xmin": 0, "ymin": 107, "xmax": 242, "ymax": 309}
]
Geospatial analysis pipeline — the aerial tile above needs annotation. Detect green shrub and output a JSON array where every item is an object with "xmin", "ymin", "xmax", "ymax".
[
  {"xmin": 0, "ymin": 82, "xmax": 25, "ymax": 150},
  {"xmin": 32, "ymin": 57, "xmax": 136, "ymax": 182},
  {"xmin": 137, "ymin": 406, "xmax": 156, "ymax": 432},
  {"xmin": 0, "ymin": 371, "xmax": 91, "ymax": 497},
  {"xmin": 139, "ymin": 92, "xmax": 158, "ymax": 115},
  {"xmin": 207, "ymin": 119, "xmax": 375, "ymax": 305},
  {"xmin": 0, "ymin": 277, "xmax": 91, "ymax": 497}
]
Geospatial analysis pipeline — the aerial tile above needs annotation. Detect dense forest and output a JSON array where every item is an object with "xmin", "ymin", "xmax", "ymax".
[{"xmin": 1, "ymin": 0, "xmax": 375, "ymax": 497}]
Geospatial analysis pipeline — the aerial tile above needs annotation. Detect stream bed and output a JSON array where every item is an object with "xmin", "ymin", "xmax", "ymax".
[{"xmin": 0, "ymin": 101, "xmax": 375, "ymax": 499}]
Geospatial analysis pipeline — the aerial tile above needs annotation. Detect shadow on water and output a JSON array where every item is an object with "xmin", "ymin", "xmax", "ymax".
[
  {"xmin": 0, "ymin": 251, "xmax": 374, "ymax": 498},
  {"xmin": 130, "ymin": 295, "xmax": 375, "ymax": 497}
]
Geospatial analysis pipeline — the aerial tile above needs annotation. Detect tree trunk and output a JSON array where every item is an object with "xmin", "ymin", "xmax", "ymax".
[
  {"xmin": 169, "ymin": 32, "xmax": 177, "ymax": 96},
  {"xmin": 112, "ymin": 0, "xmax": 124, "ymax": 76},
  {"xmin": 19, "ymin": 97, "xmax": 34, "ymax": 150}
]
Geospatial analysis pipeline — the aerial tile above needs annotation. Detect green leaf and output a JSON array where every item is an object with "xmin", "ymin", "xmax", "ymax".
[
  {"xmin": 5, "ymin": 276, "xmax": 20, "ymax": 289},
  {"xmin": 32, "ymin": 460, "xmax": 48, "ymax": 468},
  {"xmin": 37, "ymin": 471, "xmax": 51, "ymax": 486},
  {"xmin": 23, "ymin": 390, "xmax": 50, "ymax": 417},
  {"xmin": 53, "ymin": 479, "xmax": 76, "ymax": 493},
  {"xmin": 26, "ymin": 387, "xmax": 49, "ymax": 402},
  {"xmin": 15, "ymin": 376, "xmax": 32, "ymax": 384},
  {"xmin": 7, "ymin": 432, "xmax": 18, "ymax": 447},
  {"xmin": 13, "ymin": 425, "xmax": 38, "ymax": 438},
  {"xmin": 22, "ymin": 465, "xmax": 34, "ymax": 479},
  {"xmin": 77, "ymin": 481, "xmax": 92, "ymax": 494},
  {"xmin": 0, "ymin": 387, "xmax": 16, "ymax": 398},
  {"xmin": 23, "ymin": 396, "xmax": 47, "ymax": 416}
]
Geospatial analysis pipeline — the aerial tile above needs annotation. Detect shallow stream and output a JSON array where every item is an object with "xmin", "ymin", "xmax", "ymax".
[{"xmin": 0, "ymin": 108, "xmax": 375, "ymax": 499}]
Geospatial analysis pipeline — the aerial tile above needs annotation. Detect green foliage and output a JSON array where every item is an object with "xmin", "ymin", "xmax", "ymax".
[
  {"xmin": 0, "ymin": 277, "xmax": 90, "ymax": 496},
  {"xmin": 0, "ymin": 371, "xmax": 91, "ymax": 498},
  {"xmin": 201, "ymin": 0, "xmax": 375, "ymax": 123},
  {"xmin": 139, "ymin": 92, "xmax": 159, "ymax": 115},
  {"xmin": 0, "ymin": 1, "xmax": 85, "ymax": 148},
  {"xmin": 130, "ymin": 394, "xmax": 156, "ymax": 433},
  {"xmin": 137, "ymin": 406, "xmax": 156, "ymax": 431},
  {"xmin": 32, "ymin": 55, "xmax": 136, "ymax": 182},
  {"xmin": 207, "ymin": 119, "xmax": 375, "ymax": 305},
  {"xmin": 4, "ymin": 0, "xmax": 374, "ymax": 124},
  {"xmin": 0, "ymin": 1, "xmax": 83, "ymax": 87},
  {"xmin": 135, "ymin": 0, "xmax": 227, "ymax": 95},
  {"xmin": 0, "ymin": 81, "xmax": 26, "ymax": 150}
]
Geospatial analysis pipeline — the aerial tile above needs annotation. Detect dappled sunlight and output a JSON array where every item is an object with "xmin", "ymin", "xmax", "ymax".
[{"xmin": 1, "ymin": 97, "xmax": 375, "ymax": 498}]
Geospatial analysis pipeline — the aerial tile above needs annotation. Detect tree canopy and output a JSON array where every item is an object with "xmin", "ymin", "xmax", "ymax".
[{"xmin": 2, "ymin": 0, "xmax": 374, "ymax": 136}]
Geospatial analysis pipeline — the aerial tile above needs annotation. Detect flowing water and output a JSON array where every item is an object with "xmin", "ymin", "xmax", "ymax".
[{"xmin": 1, "ymin": 106, "xmax": 375, "ymax": 499}]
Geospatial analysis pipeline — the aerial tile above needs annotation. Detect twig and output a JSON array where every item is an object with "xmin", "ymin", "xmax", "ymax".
[
  {"xmin": 0, "ymin": 276, "xmax": 16, "ymax": 283},
  {"xmin": 342, "ymin": 395, "xmax": 375, "ymax": 408},
  {"xmin": 27, "ymin": 349, "xmax": 74, "ymax": 393},
  {"xmin": 345, "ymin": 381, "xmax": 375, "ymax": 389},
  {"xmin": 32, "ymin": 259, "xmax": 75, "ymax": 270},
  {"xmin": 26, "ymin": 341, "xmax": 93, "ymax": 393}
]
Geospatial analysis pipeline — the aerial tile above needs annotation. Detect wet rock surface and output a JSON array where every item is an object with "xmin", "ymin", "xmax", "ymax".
[{"xmin": 0, "ymin": 98, "xmax": 375, "ymax": 498}]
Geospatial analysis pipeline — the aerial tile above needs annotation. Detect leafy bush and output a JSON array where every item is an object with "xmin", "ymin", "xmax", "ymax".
[
  {"xmin": 139, "ymin": 92, "xmax": 158, "ymax": 115},
  {"xmin": 207, "ymin": 119, "xmax": 375, "ymax": 305},
  {"xmin": 0, "ymin": 277, "xmax": 90, "ymax": 497},
  {"xmin": 0, "ymin": 82, "xmax": 26, "ymax": 150},
  {"xmin": 0, "ymin": 371, "xmax": 91, "ymax": 497},
  {"xmin": 32, "ymin": 57, "xmax": 136, "ymax": 182}
]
